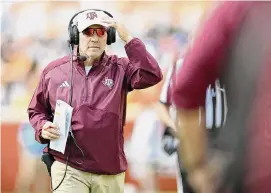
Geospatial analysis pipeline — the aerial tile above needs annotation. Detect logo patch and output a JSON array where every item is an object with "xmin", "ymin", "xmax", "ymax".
[
  {"xmin": 102, "ymin": 77, "xmax": 114, "ymax": 89},
  {"xmin": 60, "ymin": 81, "xmax": 70, "ymax": 88},
  {"xmin": 86, "ymin": 12, "xmax": 98, "ymax": 20}
]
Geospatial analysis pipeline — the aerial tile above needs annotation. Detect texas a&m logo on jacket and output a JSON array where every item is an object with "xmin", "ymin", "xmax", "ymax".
[{"xmin": 102, "ymin": 77, "xmax": 114, "ymax": 89}]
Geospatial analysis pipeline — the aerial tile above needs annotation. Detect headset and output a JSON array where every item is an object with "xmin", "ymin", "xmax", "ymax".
[{"xmin": 68, "ymin": 9, "xmax": 116, "ymax": 46}]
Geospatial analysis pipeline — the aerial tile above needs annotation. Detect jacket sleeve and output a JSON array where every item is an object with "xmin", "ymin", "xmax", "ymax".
[
  {"xmin": 123, "ymin": 38, "xmax": 163, "ymax": 90},
  {"xmin": 27, "ymin": 71, "xmax": 51, "ymax": 144}
]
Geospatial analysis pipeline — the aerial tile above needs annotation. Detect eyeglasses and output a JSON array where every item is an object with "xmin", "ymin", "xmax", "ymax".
[{"xmin": 82, "ymin": 28, "xmax": 106, "ymax": 37}]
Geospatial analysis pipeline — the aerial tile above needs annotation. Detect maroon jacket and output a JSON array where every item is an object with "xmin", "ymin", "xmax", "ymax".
[{"xmin": 28, "ymin": 38, "xmax": 162, "ymax": 174}]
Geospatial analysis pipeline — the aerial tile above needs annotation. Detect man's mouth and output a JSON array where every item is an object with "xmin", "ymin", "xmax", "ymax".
[{"xmin": 89, "ymin": 46, "xmax": 100, "ymax": 49}]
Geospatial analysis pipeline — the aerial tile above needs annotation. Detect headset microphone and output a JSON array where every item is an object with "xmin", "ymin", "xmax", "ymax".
[
  {"xmin": 70, "ymin": 55, "xmax": 87, "ymax": 62},
  {"xmin": 67, "ymin": 40, "xmax": 87, "ymax": 62},
  {"xmin": 78, "ymin": 55, "xmax": 87, "ymax": 61}
]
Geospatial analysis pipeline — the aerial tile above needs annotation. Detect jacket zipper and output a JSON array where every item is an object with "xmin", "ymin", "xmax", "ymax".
[
  {"xmin": 85, "ymin": 75, "xmax": 88, "ymax": 103},
  {"xmin": 84, "ymin": 66, "xmax": 94, "ymax": 103}
]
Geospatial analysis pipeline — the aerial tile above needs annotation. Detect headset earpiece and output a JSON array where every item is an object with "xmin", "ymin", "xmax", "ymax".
[
  {"xmin": 70, "ymin": 25, "xmax": 79, "ymax": 46},
  {"xmin": 106, "ymin": 27, "xmax": 116, "ymax": 45}
]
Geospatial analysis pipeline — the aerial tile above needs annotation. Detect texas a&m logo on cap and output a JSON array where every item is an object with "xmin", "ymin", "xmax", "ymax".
[{"xmin": 86, "ymin": 12, "xmax": 98, "ymax": 20}]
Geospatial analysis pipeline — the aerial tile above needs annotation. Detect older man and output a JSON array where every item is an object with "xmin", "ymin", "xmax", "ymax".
[{"xmin": 28, "ymin": 9, "xmax": 162, "ymax": 193}]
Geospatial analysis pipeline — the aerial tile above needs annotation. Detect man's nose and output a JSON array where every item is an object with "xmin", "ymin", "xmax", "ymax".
[{"xmin": 90, "ymin": 32, "xmax": 99, "ymax": 42}]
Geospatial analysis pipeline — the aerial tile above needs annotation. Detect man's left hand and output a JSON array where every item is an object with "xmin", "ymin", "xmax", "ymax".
[{"xmin": 102, "ymin": 17, "xmax": 133, "ymax": 43}]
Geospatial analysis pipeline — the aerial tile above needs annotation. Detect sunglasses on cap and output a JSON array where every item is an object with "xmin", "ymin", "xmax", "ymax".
[{"xmin": 82, "ymin": 27, "xmax": 106, "ymax": 37}]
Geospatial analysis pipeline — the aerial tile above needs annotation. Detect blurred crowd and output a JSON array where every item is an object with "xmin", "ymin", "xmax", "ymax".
[{"xmin": 1, "ymin": 1, "xmax": 211, "ymax": 193}]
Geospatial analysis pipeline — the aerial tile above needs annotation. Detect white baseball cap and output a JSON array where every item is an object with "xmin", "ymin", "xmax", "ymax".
[{"xmin": 72, "ymin": 10, "xmax": 110, "ymax": 32}]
